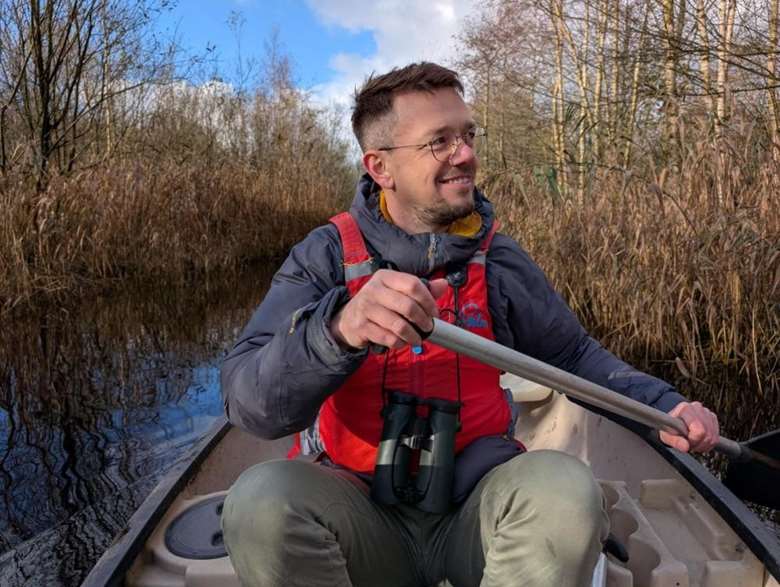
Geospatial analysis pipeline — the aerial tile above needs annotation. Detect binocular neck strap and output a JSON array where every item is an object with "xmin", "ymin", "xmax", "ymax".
[
  {"xmin": 453, "ymin": 285, "xmax": 462, "ymax": 418},
  {"xmin": 378, "ymin": 283, "xmax": 464, "ymax": 420}
]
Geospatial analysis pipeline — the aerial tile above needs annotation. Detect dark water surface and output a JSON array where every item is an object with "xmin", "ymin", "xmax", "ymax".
[{"xmin": 0, "ymin": 267, "xmax": 275, "ymax": 586}]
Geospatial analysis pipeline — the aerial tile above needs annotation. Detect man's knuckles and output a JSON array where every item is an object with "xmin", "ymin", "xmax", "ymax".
[
  {"xmin": 687, "ymin": 426, "xmax": 706, "ymax": 442},
  {"xmin": 396, "ymin": 297, "xmax": 419, "ymax": 319},
  {"xmin": 387, "ymin": 316, "xmax": 411, "ymax": 337}
]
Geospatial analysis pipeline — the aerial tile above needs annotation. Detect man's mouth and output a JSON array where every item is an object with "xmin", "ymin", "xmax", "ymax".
[{"xmin": 438, "ymin": 175, "xmax": 473, "ymax": 185}]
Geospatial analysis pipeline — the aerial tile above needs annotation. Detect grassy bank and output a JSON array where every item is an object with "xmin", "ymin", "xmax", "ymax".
[{"xmin": 489, "ymin": 144, "xmax": 779, "ymax": 438}]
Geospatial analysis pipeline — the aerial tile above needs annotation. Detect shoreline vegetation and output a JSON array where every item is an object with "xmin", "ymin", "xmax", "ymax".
[
  {"xmin": 0, "ymin": 1, "xmax": 777, "ymax": 440},
  {"xmin": 0, "ymin": 159, "xmax": 354, "ymax": 306},
  {"xmin": 487, "ymin": 149, "xmax": 778, "ymax": 440}
]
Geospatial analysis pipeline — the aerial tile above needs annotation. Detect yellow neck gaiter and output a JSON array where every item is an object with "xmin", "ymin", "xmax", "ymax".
[{"xmin": 379, "ymin": 191, "xmax": 482, "ymax": 238}]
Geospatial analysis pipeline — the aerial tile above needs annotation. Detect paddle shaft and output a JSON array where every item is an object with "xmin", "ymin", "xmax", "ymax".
[{"xmin": 428, "ymin": 318, "xmax": 780, "ymax": 469}]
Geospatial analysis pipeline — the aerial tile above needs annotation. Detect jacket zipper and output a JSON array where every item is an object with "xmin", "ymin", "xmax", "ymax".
[{"xmin": 427, "ymin": 234, "xmax": 438, "ymax": 274}]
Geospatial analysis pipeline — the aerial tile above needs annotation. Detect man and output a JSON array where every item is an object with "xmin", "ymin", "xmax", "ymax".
[{"xmin": 220, "ymin": 62, "xmax": 719, "ymax": 587}]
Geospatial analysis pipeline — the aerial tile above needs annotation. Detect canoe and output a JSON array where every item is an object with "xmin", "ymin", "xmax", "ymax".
[{"xmin": 83, "ymin": 375, "xmax": 780, "ymax": 587}]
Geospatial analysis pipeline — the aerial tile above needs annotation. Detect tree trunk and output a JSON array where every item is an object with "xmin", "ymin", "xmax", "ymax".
[
  {"xmin": 715, "ymin": 0, "xmax": 736, "ymax": 206},
  {"xmin": 552, "ymin": 0, "xmax": 567, "ymax": 197},
  {"xmin": 662, "ymin": 0, "xmax": 680, "ymax": 155},
  {"xmin": 696, "ymin": 0, "xmax": 714, "ymax": 115},
  {"xmin": 30, "ymin": 0, "xmax": 55, "ymax": 187},
  {"xmin": 102, "ymin": 0, "xmax": 113, "ymax": 158},
  {"xmin": 716, "ymin": 0, "xmax": 736, "ymax": 134},
  {"xmin": 607, "ymin": 0, "xmax": 620, "ymax": 156},
  {"xmin": 557, "ymin": 0, "xmax": 593, "ymax": 202},
  {"xmin": 767, "ymin": 0, "xmax": 779, "ymax": 161},
  {"xmin": 623, "ymin": 5, "xmax": 649, "ymax": 169},
  {"xmin": 593, "ymin": 0, "xmax": 609, "ymax": 164},
  {"xmin": 485, "ymin": 66, "xmax": 492, "ymax": 169}
]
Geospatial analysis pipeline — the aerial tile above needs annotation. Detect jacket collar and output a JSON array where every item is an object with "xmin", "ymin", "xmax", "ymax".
[{"xmin": 348, "ymin": 174, "xmax": 496, "ymax": 276}]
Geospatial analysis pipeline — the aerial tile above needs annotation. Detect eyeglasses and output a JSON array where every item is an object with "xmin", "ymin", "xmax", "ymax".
[{"xmin": 378, "ymin": 127, "xmax": 486, "ymax": 162}]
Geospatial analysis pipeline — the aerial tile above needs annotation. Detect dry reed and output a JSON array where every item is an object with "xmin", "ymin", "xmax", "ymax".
[
  {"xmin": 0, "ymin": 159, "xmax": 355, "ymax": 309},
  {"xmin": 489, "ymin": 140, "xmax": 779, "ymax": 438}
]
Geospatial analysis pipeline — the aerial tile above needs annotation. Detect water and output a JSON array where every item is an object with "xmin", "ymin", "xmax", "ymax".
[{"xmin": 0, "ymin": 268, "xmax": 275, "ymax": 585}]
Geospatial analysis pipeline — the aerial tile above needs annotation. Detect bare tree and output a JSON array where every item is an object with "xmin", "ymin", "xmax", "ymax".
[
  {"xmin": 458, "ymin": 0, "xmax": 780, "ymax": 191},
  {"xmin": 0, "ymin": 0, "xmax": 174, "ymax": 186},
  {"xmin": 623, "ymin": 3, "xmax": 650, "ymax": 168}
]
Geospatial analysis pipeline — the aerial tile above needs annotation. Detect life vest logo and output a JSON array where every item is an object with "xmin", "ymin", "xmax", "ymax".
[{"xmin": 459, "ymin": 302, "xmax": 488, "ymax": 329}]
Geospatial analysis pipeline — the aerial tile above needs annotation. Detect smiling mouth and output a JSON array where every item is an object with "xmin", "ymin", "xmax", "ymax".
[{"xmin": 438, "ymin": 175, "xmax": 473, "ymax": 185}]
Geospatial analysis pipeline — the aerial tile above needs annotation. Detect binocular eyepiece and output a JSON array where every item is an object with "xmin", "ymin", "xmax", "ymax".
[{"xmin": 371, "ymin": 391, "xmax": 460, "ymax": 514}]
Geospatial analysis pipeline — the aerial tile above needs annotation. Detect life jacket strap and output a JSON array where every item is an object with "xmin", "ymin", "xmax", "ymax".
[
  {"xmin": 469, "ymin": 220, "xmax": 499, "ymax": 265},
  {"xmin": 330, "ymin": 212, "xmax": 373, "ymax": 296}
]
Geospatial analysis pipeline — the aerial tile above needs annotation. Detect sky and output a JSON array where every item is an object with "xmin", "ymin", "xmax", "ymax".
[{"xmin": 157, "ymin": 0, "xmax": 480, "ymax": 108}]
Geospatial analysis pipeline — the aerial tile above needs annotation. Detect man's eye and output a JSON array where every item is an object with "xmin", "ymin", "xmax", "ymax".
[
  {"xmin": 430, "ymin": 136, "xmax": 449, "ymax": 148},
  {"xmin": 466, "ymin": 129, "xmax": 477, "ymax": 140}
]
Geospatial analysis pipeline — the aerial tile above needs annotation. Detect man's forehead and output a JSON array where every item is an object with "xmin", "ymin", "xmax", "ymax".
[{"xmin": 391, "ymin": 88, "xmax": 473, "ymax": 137}]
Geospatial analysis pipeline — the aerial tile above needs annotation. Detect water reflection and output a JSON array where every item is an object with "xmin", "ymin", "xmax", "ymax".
[{"xmin": 0, "ymin": 267, "xmax": 275, "ymax": 585}]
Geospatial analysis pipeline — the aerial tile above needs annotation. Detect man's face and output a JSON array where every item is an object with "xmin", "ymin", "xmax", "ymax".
[{"xmin": 381, "ymin": 88, "xmax": 479, "ymax": 231}]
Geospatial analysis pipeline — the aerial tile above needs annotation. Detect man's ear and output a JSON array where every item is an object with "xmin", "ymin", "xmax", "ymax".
[{"xmin": 363, "ymin": 151, "xmax": 395, "ymax": 191}]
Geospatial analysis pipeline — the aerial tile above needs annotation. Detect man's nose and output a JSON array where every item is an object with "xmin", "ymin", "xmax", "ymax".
[{"xmin": 448, "ymin": 138, "xmax": 477, "ymax": 165}]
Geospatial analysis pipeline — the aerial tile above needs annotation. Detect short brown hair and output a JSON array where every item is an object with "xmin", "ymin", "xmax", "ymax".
[{"xmin": 351, "ymin": 62, "xmax": 464, "ymax": 151}]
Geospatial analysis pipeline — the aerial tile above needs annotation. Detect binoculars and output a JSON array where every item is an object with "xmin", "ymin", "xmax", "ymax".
[{"xmin": 371, "ymin": 391, "xmax": 461, "ymax": 514}]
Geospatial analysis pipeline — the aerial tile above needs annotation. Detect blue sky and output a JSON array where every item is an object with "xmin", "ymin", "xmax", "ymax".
[
  {"xmin": 156, "ymin": 0, "xmax": 479, "ymax": 106},
  {"xmin": 157, "ymin": 1, "xmax": 376, "ymax": 90}
]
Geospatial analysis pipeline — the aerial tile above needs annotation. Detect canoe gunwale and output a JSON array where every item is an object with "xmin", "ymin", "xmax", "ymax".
[{"xmin": 81, "ymin": 416, "xmax": 231, "ymax": 587}]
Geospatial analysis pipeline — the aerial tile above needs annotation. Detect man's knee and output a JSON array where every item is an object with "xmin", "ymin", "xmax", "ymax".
[
  {"xmin": 488, "ymin": 450, "xmax": 607, "ymax": 539},
  {"xmin": 473, "ymin": 451, "xmax": 609, "ymax": 585},
  {"xmin": 222, "ymin": 459, "xmax": 321, "ymax": 547}
]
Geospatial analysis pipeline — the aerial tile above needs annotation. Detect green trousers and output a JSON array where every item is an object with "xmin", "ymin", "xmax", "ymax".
[{"xmin": 222, "ymin": 450, "xmax": 609, "ymax": 587}]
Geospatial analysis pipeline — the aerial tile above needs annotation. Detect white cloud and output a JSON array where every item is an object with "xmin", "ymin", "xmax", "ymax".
[{"xmin": 305, "ymin": 0, "xmax": 479, "ymax": 109}]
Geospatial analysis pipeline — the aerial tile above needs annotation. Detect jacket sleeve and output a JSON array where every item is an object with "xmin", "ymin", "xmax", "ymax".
[
  {"xmin": 487, "ymin": 235, "xmax": 686, "ymax": 413},
  {"xmin": 221, "ymin": 225, "xmax": 367, "ymax": 439}
]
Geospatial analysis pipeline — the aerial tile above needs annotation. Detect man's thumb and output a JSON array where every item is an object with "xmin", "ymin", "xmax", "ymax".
[{"xmin": 428, "ymin": 278, "xmax": 448, "ymax": 299}]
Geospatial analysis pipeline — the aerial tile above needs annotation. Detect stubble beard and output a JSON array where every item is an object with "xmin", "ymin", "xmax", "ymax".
[{"xmin": 416, "ymin": 194, "xmax": 475, "ymax": 230}]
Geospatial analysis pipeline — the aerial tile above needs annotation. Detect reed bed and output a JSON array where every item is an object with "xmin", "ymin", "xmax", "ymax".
[
  {"xmin": 488, "ymin": 142, "xmax": 779, "ymax": 439},
  {"xmin": 0, "ymin": 159, "xmax": 355, "ymax": 309}
]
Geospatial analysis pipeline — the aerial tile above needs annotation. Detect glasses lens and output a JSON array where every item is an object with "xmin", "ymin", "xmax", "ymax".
[
  {"xmin": 430, "ymin": 136, "xmax": 452, "ymax": 162},
  {"xmin": 467, "ymin": 128, "xmax": 482, "ymax": 146},
  {"xmin": 431, "ymin": 130, "xmax": 483, "ymax": 162}
]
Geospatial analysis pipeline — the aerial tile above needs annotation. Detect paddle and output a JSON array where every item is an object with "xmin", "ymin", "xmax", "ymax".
[{"xmin": 425, "ymin": 318, "xmax": 780, "ymax": 509}]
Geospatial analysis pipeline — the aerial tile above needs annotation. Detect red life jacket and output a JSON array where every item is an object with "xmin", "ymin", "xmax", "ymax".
[{"xmin": 291, "ymin": 212, "xmax": 511, "ymax": 473}]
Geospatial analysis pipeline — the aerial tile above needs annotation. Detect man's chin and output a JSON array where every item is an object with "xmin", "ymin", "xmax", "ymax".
[{"xmin": 424, "ymin": 200, "xmax": 475, "ymax": 228}]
